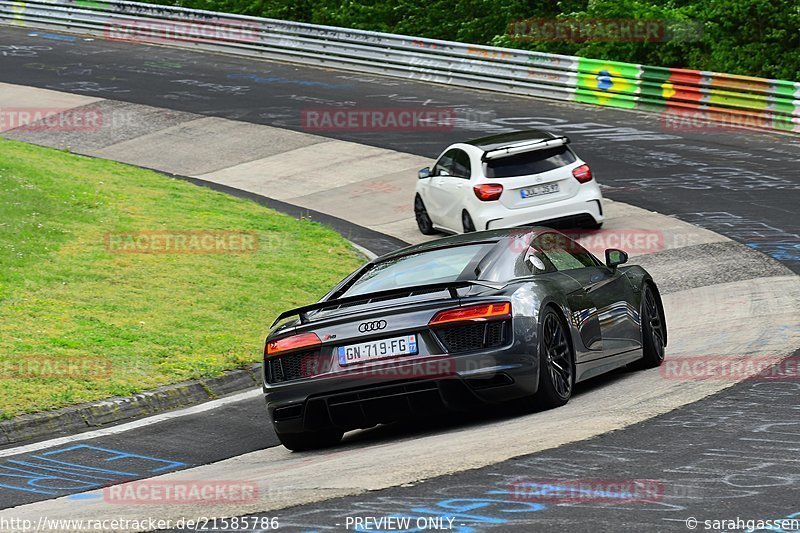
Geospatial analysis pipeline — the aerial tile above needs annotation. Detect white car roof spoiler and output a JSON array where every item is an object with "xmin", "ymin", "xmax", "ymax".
[{"xmin": 482, "ymin": 136, "xmax": 569, "ymax": 161}]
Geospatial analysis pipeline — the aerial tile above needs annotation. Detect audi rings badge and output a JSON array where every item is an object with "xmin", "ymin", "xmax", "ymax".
[{"xmin": 358, "ymin": 320, "xmax": 387, "ymax": 333}]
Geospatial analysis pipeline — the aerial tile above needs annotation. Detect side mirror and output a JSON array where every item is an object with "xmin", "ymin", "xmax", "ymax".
[
  {"xmin": 418, "ymin": 167, "xmax": 431, "ymax": 179},
  {"xmin": 605, "ymin": 248, "xmax": 628, "ymax": 269}
]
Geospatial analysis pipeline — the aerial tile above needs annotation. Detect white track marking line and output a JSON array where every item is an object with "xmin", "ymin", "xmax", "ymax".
[
  {"xmin": 0, "ymin": 388, "xmax": 262, "ymax": 458},
  {"xmin": 348, "ymin": 240, "xmax": 378, "ymax": 260}
]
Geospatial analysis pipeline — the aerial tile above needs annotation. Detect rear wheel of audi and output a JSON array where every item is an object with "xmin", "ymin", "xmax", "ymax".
[
  {"xmin": 414, "ymin": 195, "xmax": 436, "ymax": 235},
  {"xmin": 534, "ymin": 308, "xmax": 574, "ymax": 409},
  {"xmin": 275, "ymin": 428, "xmax": 343, "ymax": 452},
  {"xmin": 636, "ymin": 283, "xmax": 666, "ymax": 369},
  {"xmin": 462, "ymin": 210, "xmax": 476, "ymax": 233}
]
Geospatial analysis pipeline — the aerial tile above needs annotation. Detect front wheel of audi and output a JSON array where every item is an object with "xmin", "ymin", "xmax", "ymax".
[{"xmin": 634, "ymin": 283, "xmax": 666, "ymax": 369}]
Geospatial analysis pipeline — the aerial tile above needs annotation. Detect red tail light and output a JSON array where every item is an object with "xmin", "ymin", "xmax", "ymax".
[
  {"xmin": 572, "ymin": 164, "xmax": 593, "ymax": 183},
  {"xmin": 473, "ymin": 183, "xmax": 504, "ymax": 201},
  {"xmin": 266, "ymin": 332, "xmax": 321, "ymax": 357},
  {"xmin": 429, "ymin": 302, "xmax": 512, "ymax": 326}
]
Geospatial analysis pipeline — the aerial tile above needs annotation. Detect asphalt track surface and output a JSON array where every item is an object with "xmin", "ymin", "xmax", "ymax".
[
  {"xmin": 0, "ymin": 25, "xmax": 799, "ymax": 530},
  {"xmin": 0, "ymin": 395, "xmax": 274, "ymax": 508},
  {"xmin": 198, "ymin": 368, "xmax": 800, "ymax": 533},
  {"xmin": 0, "ymin": 26, "xmax": 798, "ymax": 273}
]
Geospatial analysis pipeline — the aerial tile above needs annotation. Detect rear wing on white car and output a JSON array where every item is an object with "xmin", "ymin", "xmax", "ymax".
[{"xmin": 481, "ymin": 136, "xmax": 570, "ymax": 161}]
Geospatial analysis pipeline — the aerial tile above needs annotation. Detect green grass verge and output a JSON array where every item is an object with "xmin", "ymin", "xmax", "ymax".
[{"xmin": 0, "ymin": 138, "xmax": 366, "ymax": 419}]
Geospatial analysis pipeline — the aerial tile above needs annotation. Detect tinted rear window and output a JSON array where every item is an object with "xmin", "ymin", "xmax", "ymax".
[
  {"xmin": 341, "ymin": 244, "xmax": 489, "ymax": 297},
  {"xmin": 484, "ymin": 146, "xmax": 576, "ymax": 178}
]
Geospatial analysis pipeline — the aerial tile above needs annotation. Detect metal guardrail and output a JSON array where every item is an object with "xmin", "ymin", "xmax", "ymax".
[{"xmin": 1, "ymin": 0, "xmax": 798, "ymax": 133}]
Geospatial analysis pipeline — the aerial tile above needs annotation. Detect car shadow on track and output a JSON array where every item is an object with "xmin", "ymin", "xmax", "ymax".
[{"xmin": 334, "ymin": 365, "xmax": 634, "ymax": 449}]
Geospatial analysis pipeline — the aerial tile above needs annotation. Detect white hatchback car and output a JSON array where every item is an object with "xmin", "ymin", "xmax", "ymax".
[{"xmin": 414, "ymin": 130, "xmax": 604, "ymax": 234}]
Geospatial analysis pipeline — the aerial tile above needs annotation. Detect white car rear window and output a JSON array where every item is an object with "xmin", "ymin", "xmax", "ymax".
[{"xmin": 484, "ymin": 146, "xmax": 576, "ymax": 178}]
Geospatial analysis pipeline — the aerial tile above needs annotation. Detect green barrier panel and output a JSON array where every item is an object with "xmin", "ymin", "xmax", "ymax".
[
  {"xmin": 638, "ymin": 66, "xmax": 706, "ymax": 109},
  {"xmin": 637, "ymin": 65, "xmax": 671, "ymax": 106},
  {"xmin": 574, "ymin": 58, "xmax": 640, "ymax": 109},
  {"xmin": 771, "ymin": 83, "xmax": 799, "ymax": 119},
  {"xmin": 708, "ymin": 87, "xmax": 769, "ymax": 111}
]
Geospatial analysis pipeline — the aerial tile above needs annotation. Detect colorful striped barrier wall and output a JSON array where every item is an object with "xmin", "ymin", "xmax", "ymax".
[{"xmin": 1, "ymin": 0, "xmax": 798, "ymax": 133}]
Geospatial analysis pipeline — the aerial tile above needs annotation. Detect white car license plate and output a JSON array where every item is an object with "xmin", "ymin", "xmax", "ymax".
[
  {"xmin": 338, "ymin": 334, "xmax": 418, "ymax": 366},
  {"xmin": 520, "ymin": 183, "xmax": 560, "ymax": 198}
]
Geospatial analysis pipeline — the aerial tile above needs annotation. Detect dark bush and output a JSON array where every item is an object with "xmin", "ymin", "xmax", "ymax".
[{"xmin": 149, "ymin": 0, "xmax": 800, "ymax": 80}]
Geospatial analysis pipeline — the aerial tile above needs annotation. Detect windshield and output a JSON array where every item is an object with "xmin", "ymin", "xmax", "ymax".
[
  {"xmin": 341, "ymin": 244, "xmax": 490, "ymax": 297},
  {"xmin": 484, "ymin": 145, "xmax": 577, "ymax": 178}
]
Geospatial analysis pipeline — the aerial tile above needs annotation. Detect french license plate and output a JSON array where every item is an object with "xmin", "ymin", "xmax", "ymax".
[
  {"xmin": 338, "ymin": 334, "xmax": 418, "ymax": 366},
  {"xmin": 520, "ymin": 183, "xmax": 560, "ymax": 198}
]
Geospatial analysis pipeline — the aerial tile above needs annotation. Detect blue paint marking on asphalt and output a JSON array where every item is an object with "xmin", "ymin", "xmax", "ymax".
[
  {"xmin": 0, "ymin": 445, "xmax": 188, "ymax": 495},
  {"xmin": 29, "ymin": 31, "xmax": 77, "ymax": 41},
  {"xmin": 351, "ymin": 496, "xmax": 547, "ymax": 532},
  {"xmin": 0, "ymin": 463, "xmax": 96, "ymax": 494},
  {"xmin": 68, "ymin": 493, "xmax": 102, "ymax": 500},
  {"xmin": 11, "ymin": 455, "xmax": 136, "ymax": 476},
  {"xmin": 41, "ymin": 444, "xmax": 188, "ymax": 472},
  {"xmin": 746, "ymin": 242, "xmax": 800, "ymax": 262},
  {"xmin": 6, "ymin": 459, "xmax": 128, "ymax": 481}
]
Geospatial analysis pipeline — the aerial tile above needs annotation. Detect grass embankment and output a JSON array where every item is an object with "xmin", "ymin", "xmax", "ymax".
[{"xmin": 0, "ymin": 139, "xmax": 365, "ymax": 418}]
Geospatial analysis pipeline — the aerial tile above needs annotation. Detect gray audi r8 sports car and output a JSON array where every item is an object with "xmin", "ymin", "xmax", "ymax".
[{"xmin": 263, "ymin": 227, "xmax": 667, "ymax": 451}]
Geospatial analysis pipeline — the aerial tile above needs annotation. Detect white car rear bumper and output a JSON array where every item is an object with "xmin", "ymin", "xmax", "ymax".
[{"xmin": 474, "ymin": 182, "xmax": 604, "ymax": 231}]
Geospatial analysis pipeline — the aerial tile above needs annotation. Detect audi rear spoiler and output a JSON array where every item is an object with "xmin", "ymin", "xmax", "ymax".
[
  {"xmin": 482, "ymin": 136, "xmax": 569, "ymax": 161},
  {"xmin": 271, "ymin": 280, "xmax": 504, "ymax": 327}
]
